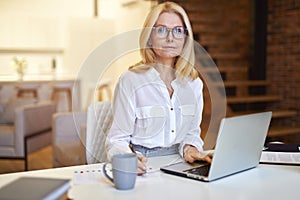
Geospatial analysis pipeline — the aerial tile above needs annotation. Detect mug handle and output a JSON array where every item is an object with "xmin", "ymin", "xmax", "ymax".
[{"xmin": 102, "ymin": 163, "xmax": 114, "ymax": 183}]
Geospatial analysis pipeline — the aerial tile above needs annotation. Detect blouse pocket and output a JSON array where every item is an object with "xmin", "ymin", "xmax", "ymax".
[
  {"xmin": 179, "ymin": 104, "xmax": 196, "ymax": 129},
  {"xmin": 180, "ymin": 104, "xmax": 195, "ymax": 116},
  {"xmin": 134, "ymin": 106, "xmax": 166, "ymax": 138}
]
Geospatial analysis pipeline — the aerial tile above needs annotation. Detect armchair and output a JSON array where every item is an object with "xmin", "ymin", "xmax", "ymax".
[
  {"xmin": 86, "ymin": 101, "xmax": 113, "ymax": 164},
  {"xmin": 0, "ymin": 101, "xmax": 56, "ymax": 170}
]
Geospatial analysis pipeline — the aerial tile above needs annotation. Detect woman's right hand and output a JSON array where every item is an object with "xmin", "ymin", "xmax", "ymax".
[
  {"xmin": 183, "ymin": 145, "xmax": 213, "ymax": 164},
  {"xmin": 137, "ymin": 154, "xmax": 147, "ymax": 175}
]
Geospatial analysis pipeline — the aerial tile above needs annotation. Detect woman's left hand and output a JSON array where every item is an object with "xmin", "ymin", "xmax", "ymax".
[{"xmin": 183, "ymin": 145, "xmax": 213, "ymax": 163}]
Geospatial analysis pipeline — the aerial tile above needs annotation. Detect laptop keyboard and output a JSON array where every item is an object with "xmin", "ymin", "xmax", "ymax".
[{"xmin": 184, "ymin": 164, "xmax": 211, "ymax": 176}]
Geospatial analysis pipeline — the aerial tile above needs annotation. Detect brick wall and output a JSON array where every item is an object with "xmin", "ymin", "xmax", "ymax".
[
  {"xmin": 176, "ymin": 0, "xmax": 251, "ymax": 82},
  {"xmin": 267, "ymin": 0, "xmax": 300, "ymax": 126}
]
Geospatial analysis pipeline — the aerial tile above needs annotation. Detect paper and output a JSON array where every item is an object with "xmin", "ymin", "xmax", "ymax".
[
  {"xmin": 72, "ymin": 156, "xmax": 180, "ymax": 185},
  {"xmin": 201, "ymin": 150, "xmax": 215, "ymax": 158},
  {"xmin": 73, "ymin": 165, "xmax": 107, "ymax": 185},
  {"xmin": 260, "ymin": 151, "xmax": 300, "ymax": 165}
]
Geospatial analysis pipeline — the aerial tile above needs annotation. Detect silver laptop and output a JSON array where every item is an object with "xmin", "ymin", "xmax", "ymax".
[{"xmin": 160, "ymin": 111, "xmax": 272, "ymax": 182}]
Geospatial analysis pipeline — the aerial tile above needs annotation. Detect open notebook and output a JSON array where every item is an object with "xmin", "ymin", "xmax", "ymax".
[{"xmin": 260, "ymin": 143, "xmax": 300, "ymax": 166}]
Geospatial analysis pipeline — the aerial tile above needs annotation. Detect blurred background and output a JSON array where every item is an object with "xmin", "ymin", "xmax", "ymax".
[{"xmin": 0, "ymin": 0, "xmax": 299, "ymax": 173}]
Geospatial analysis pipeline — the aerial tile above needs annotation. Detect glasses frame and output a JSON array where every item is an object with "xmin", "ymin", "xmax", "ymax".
[{"xmin": 152, "ymin": 25, "xmax": 187, "ymax": 39}]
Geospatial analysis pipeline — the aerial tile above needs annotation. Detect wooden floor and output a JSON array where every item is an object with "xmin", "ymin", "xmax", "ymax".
[{"xmin": 0, "ymin": 145, "xmax": 53, "ymax": 174}]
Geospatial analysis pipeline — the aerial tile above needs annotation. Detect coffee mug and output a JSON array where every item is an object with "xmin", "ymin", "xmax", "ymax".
[{"xmin": 102, "ymin": 153, "xmax": 138, "ymax": 190}]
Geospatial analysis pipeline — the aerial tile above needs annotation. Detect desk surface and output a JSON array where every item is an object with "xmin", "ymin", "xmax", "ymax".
[{"xmin": 0, "ymin": 156, "xmax": 299, "ymax": 200}]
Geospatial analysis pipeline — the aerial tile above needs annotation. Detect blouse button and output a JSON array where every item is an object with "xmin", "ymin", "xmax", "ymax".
[
  {"xmin": 170, "ymin": 107, "xmax": 174, "ymax": 111},
  {"xmin": 171, "ymin": 130, "xmax": 175, "ymax": 133}
]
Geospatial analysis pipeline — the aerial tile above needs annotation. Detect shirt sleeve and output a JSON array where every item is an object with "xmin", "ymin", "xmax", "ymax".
[
  {"xmin": 178, "ymin": 78, "xmax": 204, "ymax": 157},
  {"xmin": 105, "ymin": 75, "xmax": 135, "ymax": 160}
]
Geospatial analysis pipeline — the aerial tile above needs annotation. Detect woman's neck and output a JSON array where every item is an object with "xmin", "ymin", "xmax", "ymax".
[
  {"xmin": 154, "ymin": 63, "xmax": 176, "ymax": 98},
  {"xmin": 156, "ymin": 57, "xmax": 175, "ymax": 68},
  {"xmin": 153, "ymin": 57, "xmax": 177, "ymax": 97},
  {"xmin": 154, "ymin": 63, "xmax": 176, "ymax": 83}
]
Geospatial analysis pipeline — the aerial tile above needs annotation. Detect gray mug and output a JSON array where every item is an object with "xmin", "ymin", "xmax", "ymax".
[{"xmin": 103, "ymin": 153, "xmax": 138, "ymax": 190}]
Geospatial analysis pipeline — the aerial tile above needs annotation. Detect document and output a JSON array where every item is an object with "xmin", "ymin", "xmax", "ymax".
[
  {"xmin": 73, "ymin": 155, "xmax": 183, "ymax": 185},
  {"xmin": 260, "ymin": 143, "xmax": 300, "ymax": 165},
  {"xmin": 0, "ymin": 177, "xmax": 70, "ymax": 200},
  {"xmin": 260, "ymin": 151, "xmax": 300, "ymax": 165}
]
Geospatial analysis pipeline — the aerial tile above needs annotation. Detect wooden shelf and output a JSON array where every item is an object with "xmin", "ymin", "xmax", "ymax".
[
  {"xmin": 201, "ymin": 66, "xmax": 248, "ymax": 73},
  {"xmin": 229, "ymin": 109, "xmax": 298, "ymax": 119},
  {"xmin": 227, "ymin": 95, "xmax": 281, "ymax": 104},
  {"xmin": 0, "ymin": 48, "xmax": 64, "ymax": 54},
  {"xmin": 268, "ymin": 126, "xmax": 300, "ymax": 137},
  {"xmin": 224, "ymin": 80, "xmax": 271, "ymax": 87}
]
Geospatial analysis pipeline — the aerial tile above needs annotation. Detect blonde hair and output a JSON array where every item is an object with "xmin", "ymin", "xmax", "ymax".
[{"xmin": 129, "ymin": 1, "xmax": 198, "ymax": 80}]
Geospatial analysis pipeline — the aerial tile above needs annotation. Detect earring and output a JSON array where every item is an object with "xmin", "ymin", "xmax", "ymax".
[{"xmin": 148, "ymin": 40, "xmax": 152, "ymax": 47}]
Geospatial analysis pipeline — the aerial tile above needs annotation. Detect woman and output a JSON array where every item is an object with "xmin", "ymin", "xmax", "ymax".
[{"xmin": 105, "ymin": 1, "xmax": 212, "ymax": 174}]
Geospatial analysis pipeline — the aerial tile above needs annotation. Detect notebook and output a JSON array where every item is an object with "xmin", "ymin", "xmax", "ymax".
[
  {"xmin": 0, "ymin": 177, "xmax": 71, "ymax": 200},
  {"xmin": 160, "ymin": 111, "xmax": 272, "ymax": 182}
]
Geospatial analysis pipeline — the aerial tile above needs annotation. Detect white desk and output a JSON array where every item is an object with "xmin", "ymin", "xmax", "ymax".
[{"xmin": 0, "ymin": 157, "xmax": 299, "ymax": 200}]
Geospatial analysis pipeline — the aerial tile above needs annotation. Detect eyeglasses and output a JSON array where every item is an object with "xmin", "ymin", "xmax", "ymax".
[{"xmin": 152, "ymin": 25, "xmax": 187, "ymax": 39}]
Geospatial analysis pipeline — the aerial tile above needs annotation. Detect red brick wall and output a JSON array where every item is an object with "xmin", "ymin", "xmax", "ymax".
[{"xmin": 266, "ymin": 0, "xmax": 300, "ymax": 125}]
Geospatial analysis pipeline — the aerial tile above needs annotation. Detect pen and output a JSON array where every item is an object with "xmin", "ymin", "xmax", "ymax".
[
  {"xmin": 129, "ymin": 143, "xmax": 148, "ymax": 173},
  {"xmin": 129, "ymin": 143, "xmax": 136, "ymax": 154}
]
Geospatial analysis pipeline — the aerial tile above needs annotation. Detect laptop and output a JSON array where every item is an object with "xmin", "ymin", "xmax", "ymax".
[{"xmin": 160, "ymin": 111, "xmax": 272, "ymax": 182}]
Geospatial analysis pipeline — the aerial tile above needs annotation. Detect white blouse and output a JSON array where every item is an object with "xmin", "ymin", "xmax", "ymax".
[{"xmin": 105, "ymin": 67, "xmax": 204, "ymax": 160}]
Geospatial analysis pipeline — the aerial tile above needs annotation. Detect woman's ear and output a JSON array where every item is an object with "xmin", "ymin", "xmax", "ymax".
[{"xmin": 148, "ymin": 40, "xmax": 152, "ymax": 47}]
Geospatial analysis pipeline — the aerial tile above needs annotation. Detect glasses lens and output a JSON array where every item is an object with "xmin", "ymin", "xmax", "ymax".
[
  {"xmin": 155, "ymin": 26, "xmax": 167, "ymax": 38},
  {"xmin": 173, "ymin": 27, "xmax": 185, "ymax": 38}
]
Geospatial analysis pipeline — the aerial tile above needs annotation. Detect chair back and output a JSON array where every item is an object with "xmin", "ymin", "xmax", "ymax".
[{"xmin": 86, "ymin": 101, "xmax": 113, "ymax": 164}]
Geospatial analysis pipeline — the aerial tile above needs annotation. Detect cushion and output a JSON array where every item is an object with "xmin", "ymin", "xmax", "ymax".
[
  {"xmin": 0, "ymin": 98, "xmax": 36, "ymax": 124},
  {"xmin": 0, "ymin": 104, "xmax": 4, "ymax": 118},
  {"xmin": 0, "ymin": 125, "xmax": 14, "ymax": 146},
  {"xmin": 0, "ymin": 103, "xmax": 3, "ymax": 113}
]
